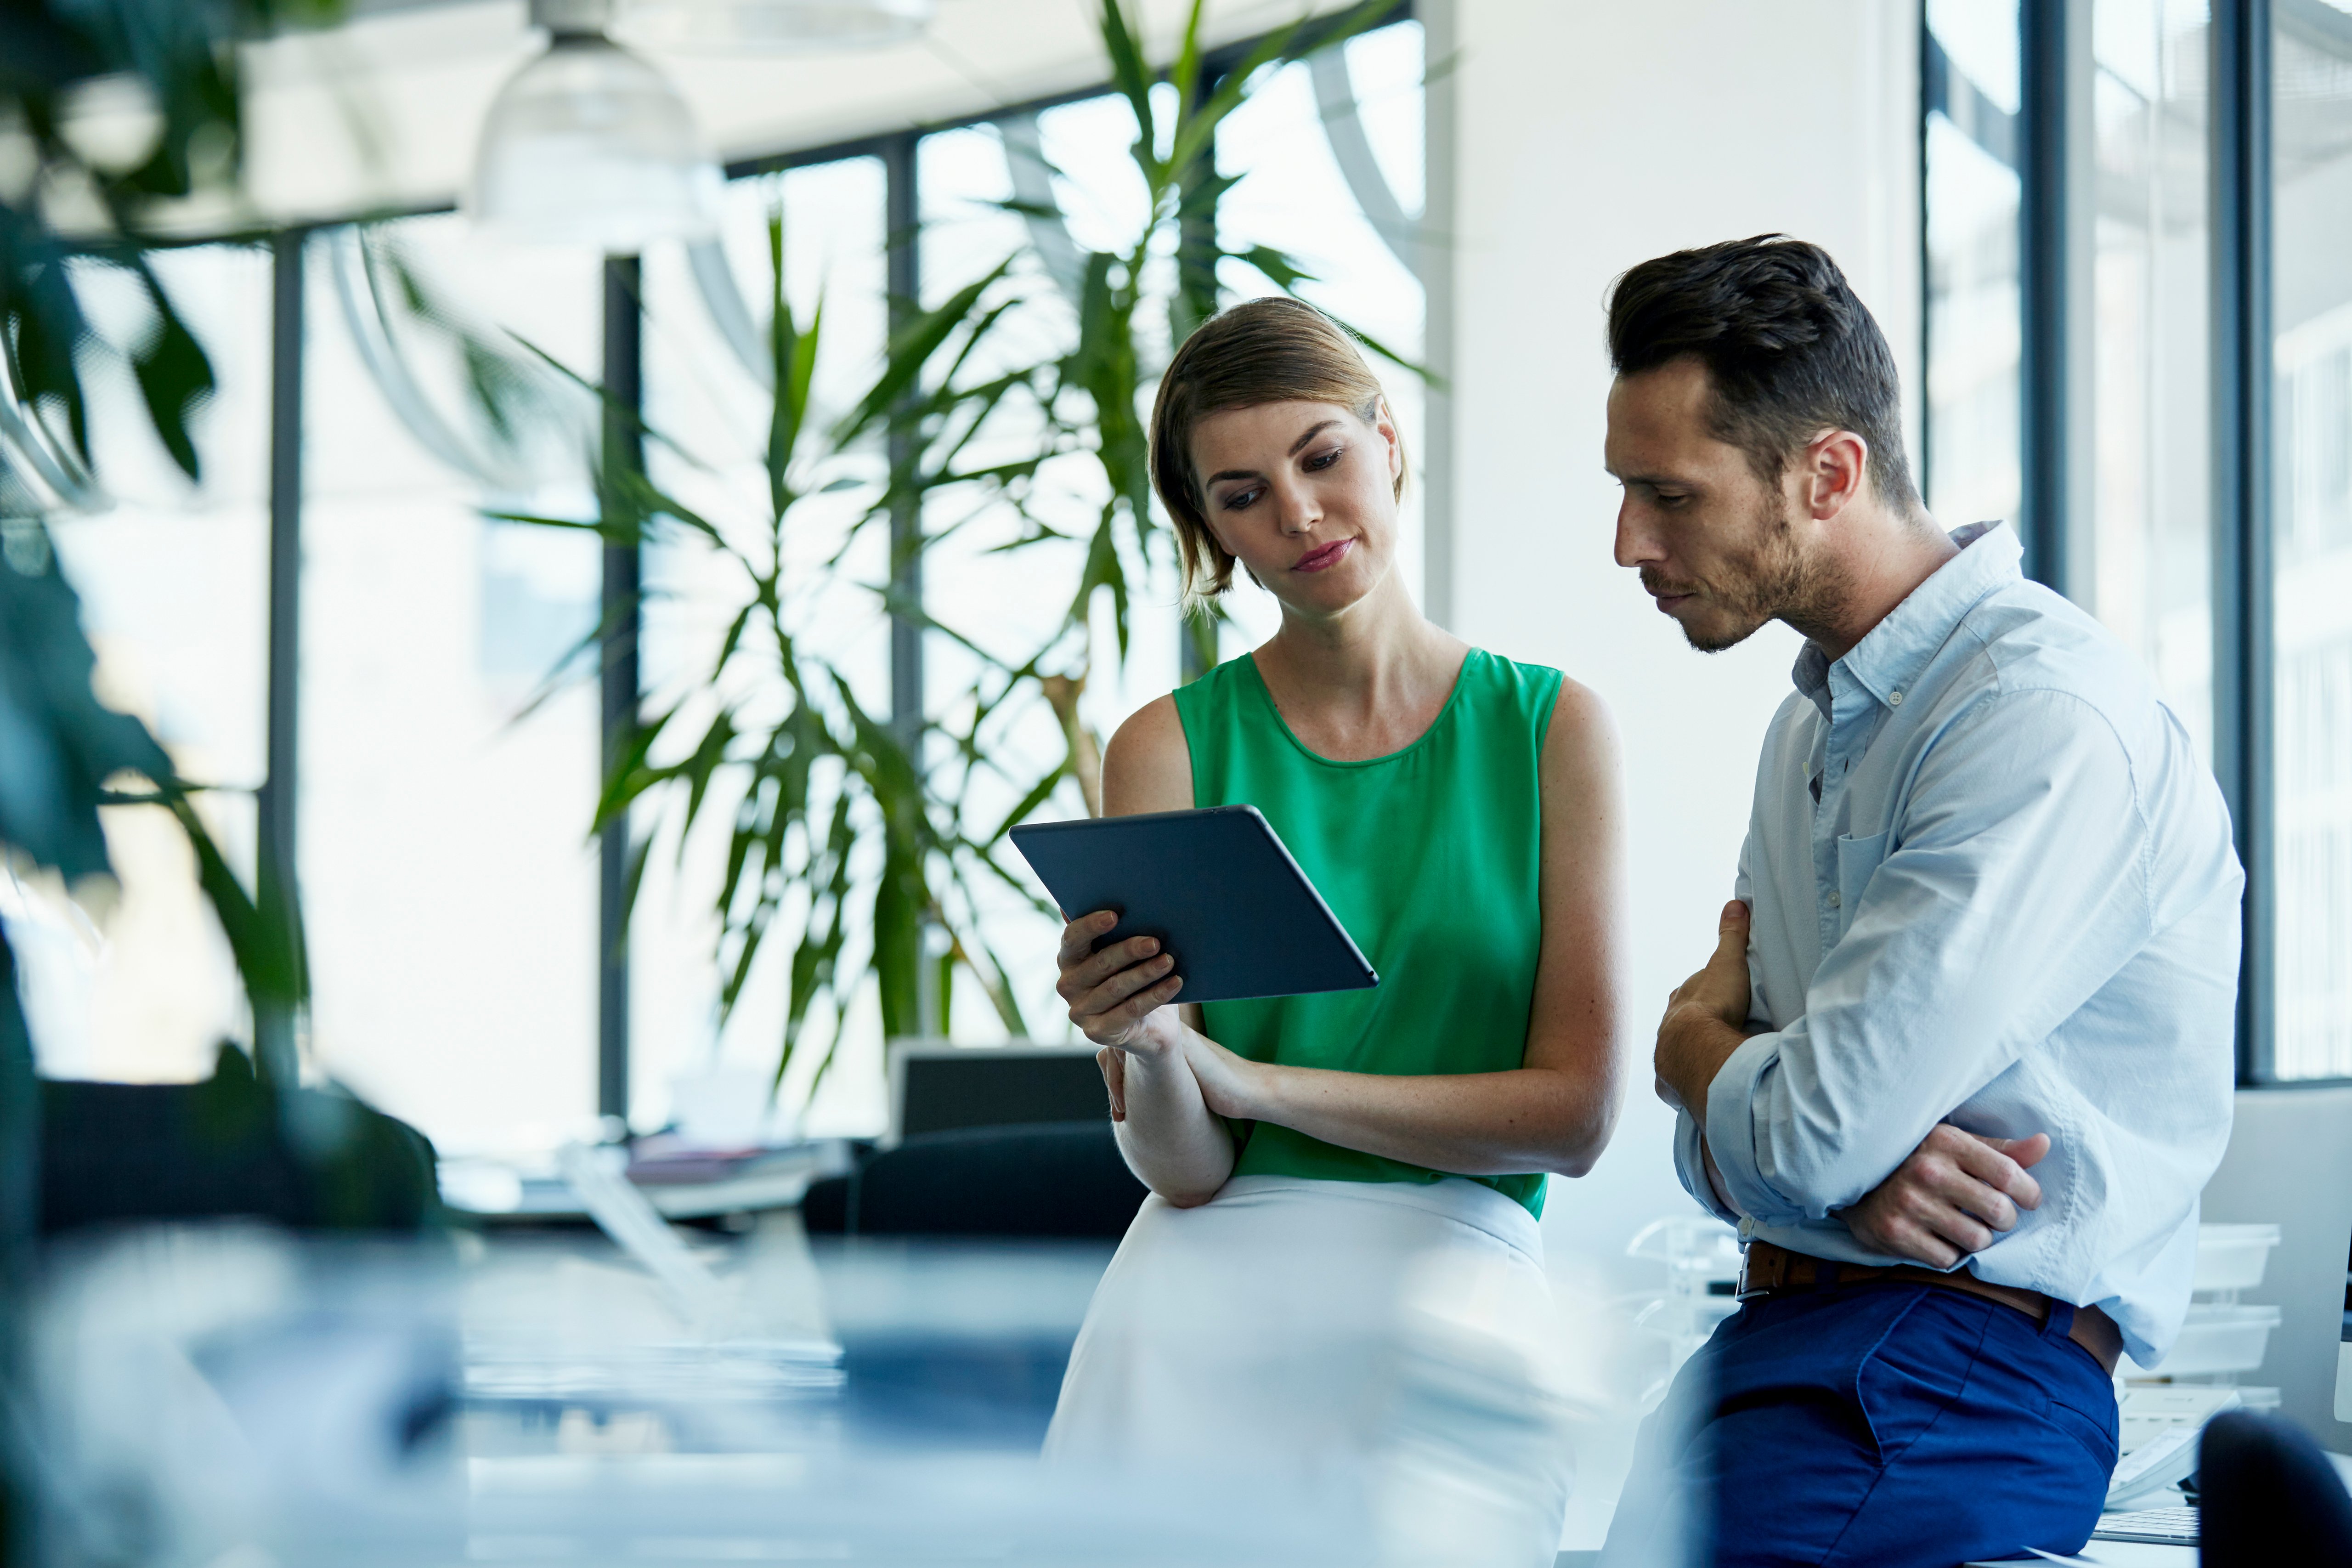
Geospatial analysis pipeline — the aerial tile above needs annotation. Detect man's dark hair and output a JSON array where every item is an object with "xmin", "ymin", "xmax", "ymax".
[{"xmin": 1607, "ymin": 236, "xmax": 1918, "ymax": 507}]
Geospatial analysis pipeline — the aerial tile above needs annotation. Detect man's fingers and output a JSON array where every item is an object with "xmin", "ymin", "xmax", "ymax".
[
  {"xmin": 1714, "ymin": 900, "xmax": 1749, "ymax": 957},
  {"xmin": 1994, "ymin": 1132, "xmax": 2052, "ymax": 1171},
  {"xmin": 1949, "ymin": 1134, "xmax": 2045, "ymax": 1212},
  {"xmin": 1877, "ymin": 1218, "xmax": 1963, "ymax": 1270}
]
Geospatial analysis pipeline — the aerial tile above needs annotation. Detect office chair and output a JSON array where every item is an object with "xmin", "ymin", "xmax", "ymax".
[
  {"xmin": 801, "ymin": 1120, "xmax": 1145, "ymax": 1239},
  {"xmin": 2196, "ymin": 1410, "xmax": 2352, "ymax": 1565}
]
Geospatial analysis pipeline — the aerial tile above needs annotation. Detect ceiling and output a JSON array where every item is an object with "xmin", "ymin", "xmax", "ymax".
[{"xmin": 233, "ymin": 0, "xmax": 1369, "ymax": 224}]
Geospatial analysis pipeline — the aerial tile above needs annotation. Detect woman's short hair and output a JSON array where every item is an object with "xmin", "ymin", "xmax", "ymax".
[{"xmin": 1148, "ymin": 296, "xmax": 1407, "ymax": 610}]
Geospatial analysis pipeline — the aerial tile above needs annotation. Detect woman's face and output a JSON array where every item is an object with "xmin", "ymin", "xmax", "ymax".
[{"xmin": 1189, "ymin": 399, "xmax": 1402, "ymax": 620}]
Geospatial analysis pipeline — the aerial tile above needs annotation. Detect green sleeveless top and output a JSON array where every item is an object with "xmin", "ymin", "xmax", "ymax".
[{"xmin": 1172, "ymin": 648, "xmax": 1562, "ymax": 1217}]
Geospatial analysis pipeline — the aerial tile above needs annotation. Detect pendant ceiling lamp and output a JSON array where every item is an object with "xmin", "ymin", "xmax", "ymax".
[
  {"xmin": 467, "ymin": 0, "xmax": 722, "ymax": 252},
  {"xmin": 615, "ymin": 0, "xmax": 935, "ymax": 52}
]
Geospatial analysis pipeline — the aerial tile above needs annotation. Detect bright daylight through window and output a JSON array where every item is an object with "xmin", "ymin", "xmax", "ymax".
[{"xmin": 6, "ymin": 14, "xmax": 1430, "ymax": 1156}]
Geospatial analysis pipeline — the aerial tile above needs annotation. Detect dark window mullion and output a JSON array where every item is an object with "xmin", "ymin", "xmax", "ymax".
[
  {"xmin": 2210, "ymin": 0, "xmax": 2274, "ymax": 1084},
  {"xmin": 599, "ymin": 255, "xmax": 645, "ymax": 1125}
]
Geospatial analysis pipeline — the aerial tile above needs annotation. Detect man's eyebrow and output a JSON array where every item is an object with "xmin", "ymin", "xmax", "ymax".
[{"xmin": 1205, "ymin": 420, "xmax": 1344, "ymax": 487}]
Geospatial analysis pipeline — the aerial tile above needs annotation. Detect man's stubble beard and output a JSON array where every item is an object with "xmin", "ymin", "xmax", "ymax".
[{"xmin": 1673, "ymin": 488, "xmax": 1852, "ymax": 654}]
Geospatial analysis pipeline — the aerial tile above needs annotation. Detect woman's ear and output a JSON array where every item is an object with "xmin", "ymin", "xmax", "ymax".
[{"xmin": 1374, "ymin": 398, "xmax": 1402, "ymax": 483}]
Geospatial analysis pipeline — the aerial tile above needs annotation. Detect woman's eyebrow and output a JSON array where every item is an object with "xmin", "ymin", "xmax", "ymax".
[
  {"xmin": 1286, "ymin": 419, "xmax": 1340, "ymax": 455},
  {"xmin": 1205, "ymin": 421, "xmax": 1344, "ymax": 487}
]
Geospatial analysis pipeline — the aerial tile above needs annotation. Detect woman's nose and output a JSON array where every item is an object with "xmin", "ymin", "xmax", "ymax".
[{"xmin": 1274, "ymin": 481, "xmax": 1320, "ymax": 534}]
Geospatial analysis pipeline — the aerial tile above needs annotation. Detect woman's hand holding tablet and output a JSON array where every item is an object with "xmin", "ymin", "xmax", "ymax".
[
  {"xmin": 1012, "ymin": 806, "xmax": 1380, "ymax": 1005},
  {"xmin": 1055, "ymin": 909, "xmax": 1187, "ymax": 1055}
]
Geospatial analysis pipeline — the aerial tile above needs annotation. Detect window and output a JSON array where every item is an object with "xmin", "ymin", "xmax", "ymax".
[
  {"xmin": 23, "ymin": 243, "xmax": 270, "ymax": 1086},
  {"xmin": 2270, "ymin": 0, "xmax": 2352, "ymax": 1080},
  {"xmin": 1922, "ymin": 0, "xmax": 2024, "ymax": 534},
  {"xmin": 299, "ymin": 217, "xmax": 608, "ymax": 1152},
  {"xmin": 1922, "ymin": 0, "xmax": 2352, "ymax": 1083},
  {"xmin": 9, "ymin": 15, "xmax": 1430, "ymax": 1146},
  {"xmin": 2088, "ymin": 0, "xmax": 2213, "ymax": 758}
]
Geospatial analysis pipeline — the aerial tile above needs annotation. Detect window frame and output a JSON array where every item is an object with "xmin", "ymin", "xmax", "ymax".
[
  {"xmin": 1922, "ymin": 0, "xmax": 2349, "ymax": 1089},
  {"xmin": 234, "ymin": 7, "xmax": 1424, "ymax": 1126}
]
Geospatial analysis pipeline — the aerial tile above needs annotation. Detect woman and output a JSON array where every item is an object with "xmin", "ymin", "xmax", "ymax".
[{"xmin": 1043, "ymin": 297, "xmax": 1627, "ymax": 1561}]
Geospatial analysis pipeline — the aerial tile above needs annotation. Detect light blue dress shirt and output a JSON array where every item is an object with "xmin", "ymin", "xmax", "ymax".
[{"xmin": 1673, "ymin": 522, "xmax": 2243, "ymax": 1366}]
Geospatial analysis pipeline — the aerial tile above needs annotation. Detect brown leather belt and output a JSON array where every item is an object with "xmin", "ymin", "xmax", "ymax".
[{"xmin": 1738, "ymin": 1240, "xmax": 2122, "ymax": 1376}]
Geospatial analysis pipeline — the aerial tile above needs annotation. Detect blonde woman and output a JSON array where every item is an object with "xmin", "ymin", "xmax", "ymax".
[{"xmin": 1043, "ymin": 297, "xmax": 1626, "ymax": 1559}]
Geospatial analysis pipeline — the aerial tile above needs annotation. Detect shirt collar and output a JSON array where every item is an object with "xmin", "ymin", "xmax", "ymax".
[{"xmin": 1792, "ymin": 521, "xmax": 2018, "ymax": 714}]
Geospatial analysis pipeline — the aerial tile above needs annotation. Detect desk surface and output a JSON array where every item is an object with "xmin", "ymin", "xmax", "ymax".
[{"xmin": 1962, "ymin": 1545, "xmax": 2195, "ymax": 1567}]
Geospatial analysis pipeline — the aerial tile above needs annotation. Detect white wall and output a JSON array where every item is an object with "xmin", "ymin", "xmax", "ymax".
[{"xmin": 1436, "ymin": 0, "xmax": 1923, "ymax": 1288}]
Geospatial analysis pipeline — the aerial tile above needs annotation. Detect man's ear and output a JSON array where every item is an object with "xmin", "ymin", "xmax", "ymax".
[{"xmin": 1802, "ymin": 429, "xmax": 1870, "ymax": 521}]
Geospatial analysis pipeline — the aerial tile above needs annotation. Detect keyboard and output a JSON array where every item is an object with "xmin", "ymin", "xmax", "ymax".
[{"xmin": 2091, "ymin": 1506, "xmax": 2199, "ymax": 1545}]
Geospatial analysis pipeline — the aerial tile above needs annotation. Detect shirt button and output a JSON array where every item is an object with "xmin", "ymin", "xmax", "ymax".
[
  {"xmin": 1889, "ymin": 690, "xmax": 1904, "ymax": 706},
  {"xmin": 1827, "ymin": 890, "xmax": 1842, "ymax": 908}
]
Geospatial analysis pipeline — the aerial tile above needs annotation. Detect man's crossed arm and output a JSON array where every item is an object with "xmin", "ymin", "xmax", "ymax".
[{"xmin": 1657, "ymin": 900, "xmax": 2050, "ymax": 1269}]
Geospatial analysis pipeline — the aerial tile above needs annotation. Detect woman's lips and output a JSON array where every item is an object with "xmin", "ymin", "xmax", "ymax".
[{"xmin": 1293, "ymin": 538, "xmax": 1355, "ymax": 573}]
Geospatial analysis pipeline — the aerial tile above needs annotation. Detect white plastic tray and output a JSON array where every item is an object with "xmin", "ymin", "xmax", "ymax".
[
  {"xmin": 2123, "ymin": 1302, "xmax": 2282, "ymax": 1378},
  {"xmin": 2193, "ymin": 1223, "xmax": 2281, "ymax": 1294}
]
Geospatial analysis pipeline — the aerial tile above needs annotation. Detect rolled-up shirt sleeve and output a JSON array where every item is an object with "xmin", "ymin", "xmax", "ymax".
[{"xmin": 1701, "ymin": 688, "xmax": 2156, "ymax": 1224}]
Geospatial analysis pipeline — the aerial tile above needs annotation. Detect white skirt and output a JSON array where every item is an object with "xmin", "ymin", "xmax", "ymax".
[{"xmin": 1046, "ymin": 1175, "xmax": 1576, "ymax": 1567}]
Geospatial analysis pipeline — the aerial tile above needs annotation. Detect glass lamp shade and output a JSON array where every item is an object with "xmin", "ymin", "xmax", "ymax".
[
  {"xmin": 615, "ymin": 0, "xmax": 935, "ymax": 52},
  {"xmin": 467, "ymin": 33, "xmax": 723, "ymax": 252}
]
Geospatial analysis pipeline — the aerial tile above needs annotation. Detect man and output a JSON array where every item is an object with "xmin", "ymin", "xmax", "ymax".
[{"xmin": 1596, "ymin": 237, "xmax": 2242, "ymax": 1566}]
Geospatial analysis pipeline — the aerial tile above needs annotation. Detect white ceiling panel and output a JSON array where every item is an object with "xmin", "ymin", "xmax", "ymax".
[{"xmin": 232, "ymin": 0, "xmax": 1374, "ymax": 224}]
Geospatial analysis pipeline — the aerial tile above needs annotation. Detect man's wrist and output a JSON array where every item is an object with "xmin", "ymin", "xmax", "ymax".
[{"xmin": 1659, "ymin": 1006, "xmax": 1747, "ymax": 1124}]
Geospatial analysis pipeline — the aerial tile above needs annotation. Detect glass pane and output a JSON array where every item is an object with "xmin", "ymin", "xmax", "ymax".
[
  {"xmin": 916, "ymin": 105, "xmax": 1175, "ymax": 1048},
  {"xmin": 2086, "ymin": 0, "xmax": 2213, "ymax": 756},
  {"xmin": 2271, "ymin": 0, "xmax": 2352, "ymax": 1080},
  {"xmin": 17, "ymin": 243, "xmax": 269, "ymax": 1084},
  {"xmin": 1924, "ymin": 0, "xmax": 2025, "ymax": 532},
  {"xmin": 300, "ymin": 214, "xmax": 608, "ymax": 1153},
  {"xmin": 1216, "ymin": 21, "xmax": 1427, "ymax": 649},
  {"xmin": 633, "ymin": 158, "xmax": 894, "ymax": 1135}
]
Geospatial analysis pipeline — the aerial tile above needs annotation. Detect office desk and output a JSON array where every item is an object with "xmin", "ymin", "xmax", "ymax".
[{"xmin": 1963, "ymin": 1543, "xmax": 2195, "ymax": 1566}]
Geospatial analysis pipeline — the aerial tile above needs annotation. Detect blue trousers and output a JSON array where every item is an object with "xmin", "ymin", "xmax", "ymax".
[{"xmin": 1600, "ymin": 1284, "xmax": 2119, "ymax": 1568}]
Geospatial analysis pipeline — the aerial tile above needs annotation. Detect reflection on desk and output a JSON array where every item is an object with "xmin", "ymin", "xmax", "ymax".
[{"xmin": 29, "ymin": 1215, "xmax": 1578, "ymax": 1566}]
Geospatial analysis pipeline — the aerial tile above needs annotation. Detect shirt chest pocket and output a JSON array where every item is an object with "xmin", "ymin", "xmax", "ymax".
[{"xmin": 1834, "ymin": 829, "xmax": 1890, "ymax": 934}]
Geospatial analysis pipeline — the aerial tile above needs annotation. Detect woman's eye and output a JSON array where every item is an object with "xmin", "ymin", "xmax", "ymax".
[
  {"xmin": 1304, "ymin": 446, "xmax": 1343, "ymax": 472},
  {"xmin": 1221, "ymin": 487, "xmax": 1262, "ymax": 511}
]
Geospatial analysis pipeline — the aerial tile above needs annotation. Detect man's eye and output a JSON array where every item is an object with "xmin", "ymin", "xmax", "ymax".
[
  {"xmin": 1655, "ymin": 491, "xmax": 1690, "ymax": 508},
  {"xmin": 1304, "ymin": 446, "xmax": 1343, "ymax": 472}
]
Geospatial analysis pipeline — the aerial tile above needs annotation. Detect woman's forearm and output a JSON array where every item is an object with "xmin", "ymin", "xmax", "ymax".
[
  {"xmin": 1109, "ymin": 1047, "xmax": 1235, "ymax": 1206},
  {"xmin": 1189, "ymin": 1032, "xmax": 1618, "ymax": 1179}
]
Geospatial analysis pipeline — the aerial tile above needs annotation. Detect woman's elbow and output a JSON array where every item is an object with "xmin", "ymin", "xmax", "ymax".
[{"xmin": 1544, "ymin": 1098, "xmax": 1626, "ymax": 1180}]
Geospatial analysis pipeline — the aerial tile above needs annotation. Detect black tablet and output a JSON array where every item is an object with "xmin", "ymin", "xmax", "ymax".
[{"xmin": 1010, "ymin": 806, "xmax": 1380, "ymax": 1005}]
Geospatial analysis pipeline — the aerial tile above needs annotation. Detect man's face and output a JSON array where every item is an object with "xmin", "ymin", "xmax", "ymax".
[{"xmin": 1605, "ymin": 358, "xmax": 1812, "ymax": 653}]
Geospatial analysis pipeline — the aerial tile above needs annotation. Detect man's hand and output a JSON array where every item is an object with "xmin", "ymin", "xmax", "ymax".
[
  {"xmin": 1840, "ymin": 1124, "xmax": 2052, "ymax": 1268},
  {"xmin": 1655, "ymin": 900, "xmax": 1755, "ymax": 1120}
]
